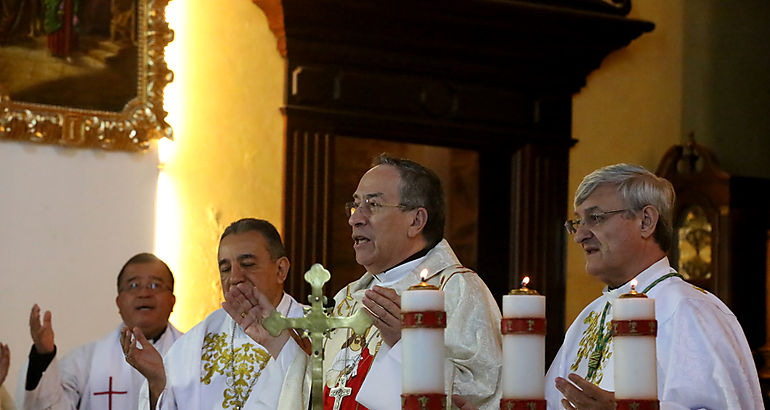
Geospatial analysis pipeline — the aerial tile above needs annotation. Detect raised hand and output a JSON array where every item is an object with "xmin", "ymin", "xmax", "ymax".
[
  {"xmin": 0, "ymin": 342, "xmax": 9, "ymax": 386},
  {"xmin": 362, "ymin": 285, "xmax": 402, "ymax": 346},
  {"xmin": 451, "ymin": 394, "xmax": 479, "ymax": 410},
  {"xmin": 555, "ymin": 373, "xmax": 615, "ymax": 410},
  {"xmin": 29, "ymin": 304, "xmax": 55, "ymax": 354},
  {"xmin": 222, "ymin": 282, "xmax": 289, "ymax": 357},
  {"xmin": 121, "ymin": 326, "xmax": 166, "ymax": 410}
]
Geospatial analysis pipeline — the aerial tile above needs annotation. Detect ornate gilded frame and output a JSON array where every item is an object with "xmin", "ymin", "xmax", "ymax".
[{"xmin": 0, "ymin": 0, "xmax": 173, "ymax": 151}]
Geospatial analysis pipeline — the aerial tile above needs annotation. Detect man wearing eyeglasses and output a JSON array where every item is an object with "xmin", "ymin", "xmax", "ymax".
[
  {"xmin": 258, "ymin": 154, "xmax": 502, "ymax": 409},
  {"xmin": 544, "ymin": 163, "xmax": 762, "ymax": 409},
  {"xmin": 17, "ymin": 253, "xmax": 182, "ymax": 410}
]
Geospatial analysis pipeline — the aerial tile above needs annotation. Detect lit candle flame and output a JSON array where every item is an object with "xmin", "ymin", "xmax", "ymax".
[
  {"xmin": 420, "ymin": 268, "xmax": 429, "ymax": 282},
  {"xmin": 521, "ymin": 276, "xmax": 530, "ymax": 288},
  {"xmin": 630, "ymin": 279, "xmax": 638, "ymax": 292}
]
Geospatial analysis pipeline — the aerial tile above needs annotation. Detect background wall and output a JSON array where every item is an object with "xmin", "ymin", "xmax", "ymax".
[
  {"xmin": 682, "ymin": 0, "xmax": 770, "ymax": 180},
  {"xmin": 566, "ymin": 1, "xmax": 684, "ymax": 323},
  {"xmin": 0, "ymin": 143, "xmax": 158, "ymax": 395},
  {"xmin": 159, "ymin": 0, "xmax": 285, "ymax": 332}
]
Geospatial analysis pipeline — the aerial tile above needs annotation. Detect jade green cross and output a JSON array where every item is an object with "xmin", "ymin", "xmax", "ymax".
[{"xmin": 263, "ymin": 264, "xmax": 372, "ymax": 410}]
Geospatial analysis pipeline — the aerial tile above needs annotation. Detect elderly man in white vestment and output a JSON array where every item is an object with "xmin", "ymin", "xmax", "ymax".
[
  {"xmin": 122, "ymin": 218, "xmax": 305, "ymax": 410},
  {"xmin": 238, "ymin": 154, "xmax": 503, "ymax": 409},
  {"xmin": 544, "ymin": 164, "xmax": 763, "ymax": 410},
  {"xmin": 17, "ymin": 253, "xmax": 182, "ymax": 410}
]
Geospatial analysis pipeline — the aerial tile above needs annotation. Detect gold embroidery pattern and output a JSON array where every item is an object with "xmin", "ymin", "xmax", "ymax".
[
  {"xmin": 569, "ymin": 310, "xmax": 612, "ymax": 384},
  {"xmin": 201, "ymin": 333, "xmax": 228, "ymax": 385},
  {"xmin": 336, "ymin": 284, "xmax": 355, "ymax": 316},
  {"xmin": 200, "ymin": 331, "xmax": 271, "ymax": 409}
]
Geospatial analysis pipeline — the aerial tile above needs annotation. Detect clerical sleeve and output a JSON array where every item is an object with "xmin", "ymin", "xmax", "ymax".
[
  {"xmin": 440, "ymin": 271, "xmax": 503, "ymax": 409},
  {"xmin": 141, "ymin": 381, "xmax": 175, "ymax": 410},
  {"xmin": 20, "ymin": 343, "xmax": 93, "ymax": 410},
  {"xmin": 656, "ymin": 297, "xmax": 763, "ymax": 410}
]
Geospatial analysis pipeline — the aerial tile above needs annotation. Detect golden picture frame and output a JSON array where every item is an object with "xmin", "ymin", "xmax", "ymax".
[{"xmin": 0, "ymin": 0, "xmax": 173, "ymax": 151}]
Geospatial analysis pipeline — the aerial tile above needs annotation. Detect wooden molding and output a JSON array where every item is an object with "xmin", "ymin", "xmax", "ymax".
[{"xmin": 253, "ymin": 0, "xmax": 287, "ymax": 57}]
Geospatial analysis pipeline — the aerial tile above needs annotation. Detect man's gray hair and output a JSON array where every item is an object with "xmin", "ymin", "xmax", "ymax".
[
  {"xmin": 372, "ymin": 153, "xmax": 445, "ymax": 249},
  {"xmin": 575, "ymin": 163, "xmax": 676, "ymax": 252}
]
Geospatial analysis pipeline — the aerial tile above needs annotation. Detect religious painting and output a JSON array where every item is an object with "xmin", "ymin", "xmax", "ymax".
[
  {"xmin": 0, "ymin": 0, "xmax": 137, "ymax": 111},
  {"xmin": 328, "ymin": 137, "xmax": 479, "ymax": 296},
  {"xmin": 0, "ymin": 0, "xmax": 172, "ymax": 151}
]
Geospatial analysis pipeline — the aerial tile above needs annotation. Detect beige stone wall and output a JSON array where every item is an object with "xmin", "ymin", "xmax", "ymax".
[
  {"xmin": 160, "ymin": 0, "xmax": 285, "ymax": 331},
  {"xmin": 565, "ymin": 1, "xmax": 684, "ymax": 324}
]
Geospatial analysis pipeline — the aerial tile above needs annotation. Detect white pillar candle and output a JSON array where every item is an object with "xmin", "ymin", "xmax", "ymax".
[
  {"xmin": 501, "ymin": 279, "xmax": 546, "ymax": 400},
  {"xmin": 401, "ymin": 271, "xmax": 445, "ymax": 396},
  {"xmin": 612, "ymin": 284, "xmax": 658, "ymax": 401}
]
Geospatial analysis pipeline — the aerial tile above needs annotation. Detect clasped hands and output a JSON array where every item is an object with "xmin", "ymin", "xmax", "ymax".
[
  {"xmin": 362, "ymin": 285, "xmax": 402, "ymax": 347},
  {"xmin": 221, "ymin": 283, "xmax": 289, "ymax": 357}
]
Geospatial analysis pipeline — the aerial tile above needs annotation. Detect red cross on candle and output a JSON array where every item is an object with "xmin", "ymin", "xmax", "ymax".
[{"xmin": 93, "ymin": 376, "xmax": 127, "ymax": 410}]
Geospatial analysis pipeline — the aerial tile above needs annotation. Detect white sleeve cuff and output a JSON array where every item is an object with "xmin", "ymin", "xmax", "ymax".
[{"xmin": 356, "ymin": 341, "xmax": 402, "ymax": 410}]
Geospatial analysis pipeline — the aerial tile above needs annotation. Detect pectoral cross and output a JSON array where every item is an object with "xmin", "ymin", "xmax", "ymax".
[
  {"xmin": 329, "ymin": 381, "xmax": 353, "ymax": 410},
  {"xmin": 263, "ymin": 264, "xmax": 372, "ymax": 410}
]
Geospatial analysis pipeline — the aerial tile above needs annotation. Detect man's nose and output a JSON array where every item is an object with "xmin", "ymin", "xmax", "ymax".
[
  {"xmin": 229, "ymin": 264, "xmax": 246, "ymax": 284},
  {"xmin": 134, "ymin": 284, "xmax": 154, "ymax": 297},
  {"xmin": 348, "ymin": 208, "xmax": 366, "ymax": 227},
  {"xmin": 574, "ymin": 223, "xmax": 592, "ymax": 243}
]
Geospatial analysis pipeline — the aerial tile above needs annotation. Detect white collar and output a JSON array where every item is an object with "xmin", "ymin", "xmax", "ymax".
[
  {"xmin": 602, "ymin": 256, "xmax": 674, "ymax": 301},
  {"xmin": 275, "ymin": 292, "xmax": 293, "ymax": 314},
  {"xmin": 371, "ymin": 255, "xmax": 429, "ymax": 288}
]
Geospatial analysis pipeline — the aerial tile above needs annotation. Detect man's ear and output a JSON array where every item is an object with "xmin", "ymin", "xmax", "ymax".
[
  {"xmin": 407, "ymin": 208, "xmax": 428, "ymax": 238},
  {"xmin": 639, "ymin": 205, "xmax": 659, "ymax": 239},
  {"xmin": 276, "ymin": 256, "xmax": 290, "ymax": 284}
]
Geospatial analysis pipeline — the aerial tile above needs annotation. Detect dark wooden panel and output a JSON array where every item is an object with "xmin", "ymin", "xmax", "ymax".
[{"xmin": 284, "ymin": 125, "xmax": 333, "ymax": 303}]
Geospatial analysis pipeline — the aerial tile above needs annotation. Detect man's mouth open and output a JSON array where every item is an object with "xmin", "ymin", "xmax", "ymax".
[{"xmin": 353, "ymin": 236, "xmax": 370, "ymax": 247}]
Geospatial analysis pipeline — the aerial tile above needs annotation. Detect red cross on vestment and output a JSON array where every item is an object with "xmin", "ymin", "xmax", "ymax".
[{"xmin": 93, "ymin": 376, "xmax": 127, "ymax": 410}]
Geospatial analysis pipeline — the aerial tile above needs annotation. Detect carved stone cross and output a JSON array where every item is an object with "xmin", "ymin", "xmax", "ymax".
[{"xmin": 263, "ymin": 264, "xmax": 372, "ymax": 410}]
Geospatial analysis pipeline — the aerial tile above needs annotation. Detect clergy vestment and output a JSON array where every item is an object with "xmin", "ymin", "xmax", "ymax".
[
  {"xmin": 17, "ymin": 323, "xmax": 182, "ymax": 410},
  {"xmin": 142, "ymin": 293, "xmax": 304, "ymax": 410},
  {"xmin": 278, "ymin": 239, "xmax": 503, "ymax": 410},
  {"xmin": 545, "ymin": 257, "xmax": 763, "ymax": 409}
]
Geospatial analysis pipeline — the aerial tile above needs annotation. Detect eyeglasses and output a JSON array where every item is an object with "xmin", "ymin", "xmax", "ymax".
[
  {"xmin": 564, "ymin": 209, "xmax": 631, "ymax": 234},
  {"xmin": 345, "ymin": 198, "xmax": 409, "ymax": 217},
  {"xmin": 119, "ymin": 280, "xmax": 171, "ymax": 294}
]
